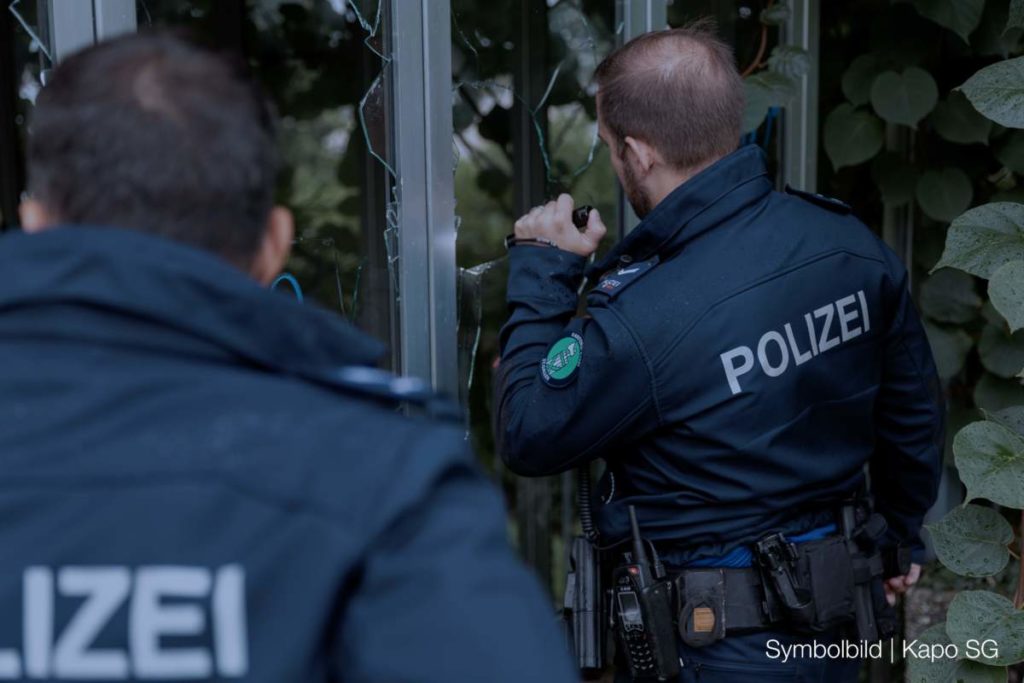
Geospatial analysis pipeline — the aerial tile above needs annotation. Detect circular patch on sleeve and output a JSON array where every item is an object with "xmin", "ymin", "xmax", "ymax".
[{"xmin": 541, "ymin": 332, "xmax": 584, "ymax": 387}]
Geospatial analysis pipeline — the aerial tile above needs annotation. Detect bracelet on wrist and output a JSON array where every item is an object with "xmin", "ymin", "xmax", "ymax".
[{"xmin": 504, "ymin": 235, "xmax": 558, "ymax": 250}]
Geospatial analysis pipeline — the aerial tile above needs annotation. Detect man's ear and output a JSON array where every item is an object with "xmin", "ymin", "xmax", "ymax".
[
  {"xmin": 623, "ymin": 135, "xmax": 657, "ymax": 174},
  {"xmin": 18, "ymin": 198, "xmax": 57, "ymax": 233},
  {"xmin": 250, "ymin": 206, "xmax": 294, "ymax": 285}
]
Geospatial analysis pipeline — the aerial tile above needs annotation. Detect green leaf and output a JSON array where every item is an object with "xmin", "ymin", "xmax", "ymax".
[
  {"xmin": 990, "ymin": 260, "xmax": 1024, "ymax": 332},
  {"xmin": 995, "ymin": 131, "xmax": 1024, "ymax": 173},
  {"xmin": 767, "ymin": 46, "xmax": 811, "ymax": 80},
  {"xmin": 911, "ymin": 0, "xmax": 984, "ymax": 42},
  {"xmin": 960, "ymin": 57, "xmax": 1024, "ymax": 129},
  {"xmin": 947, "ymin": 591, "xmax": 1024, "ymax": 666},
  {"xmin": 824, "ymin": 104, "xmax": 885, "ymax": 171},
  {"xmin": 906, "ymin": 624, "xmax": 1008, "ymax": 682},
  {"xmin": 980, "ymin": 323, "xmax": 1024, "ymax": 377},
  {"xmin": 987, "ymin": 405, "xmax": 1024, "ymax": 436},
  {"xmin": 927, "ymin": 505, "xmax": 1013, "ymax": 577},
  {"xmin": 925, "ymin": 321, "xmax": 975, "ymax": 379},
  {"xmin": 741, "ymin": 78, "xmax": 771, "ymax": 134},
  {"xmin": 873, "ymin": 153, "xmax": 918, "ymax": 205},
  {"xmin": 760, "ymin": 3, "xmax": 790, "ymax": 25},
  {"xmin": 975, "ymin": 372, "xmax": 1024, "ymax": 413},
  {"xmin": 954, "ymin": 419, "xmax": 1024, "ymax": 507},
  {"xmin": 921, "ymin": 269, "xmax": 982, "ymax": 323},
  {"xmin": 871, "ymin": 67, "xmax": 939, "ymax": 128},
  {"xmin": 842, "ymin": 54, "xmax": 889, "ymax": 106},
  {"xmin": 871, "ymin": 67, "xmax": 939, "ymax": 127},
  {"xmin": 747, "ymin": 71, "xmax": 798, "ymax": 106},
  {"xmin": 916, "ymin": 168, "xmax": 974, "ymax": 222},
  {"xmin": 1009, "ymin": 0, "xmax": 1024, "ymax": 33},
  {"xmin": 935, "ymin": 203, "xmax": 1024, "ymax": 278},
  {"xmin": 930, "ymin": 91, "xmax": 993, "ymax": 145}
]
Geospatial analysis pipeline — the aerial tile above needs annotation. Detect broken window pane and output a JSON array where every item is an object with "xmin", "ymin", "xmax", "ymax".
[
  {"xmin": 2, "ymin": 0, "xmax": 46, "ymax": 230},
  {"xmin": 452, "ymin": 0, "xmax": 619, "ymax": 592},
  {"xmin": 140, "ymin": 0, "xmax": 395, "ymax": 360}
]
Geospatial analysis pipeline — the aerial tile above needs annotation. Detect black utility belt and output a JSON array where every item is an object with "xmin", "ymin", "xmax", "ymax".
[
  {"xmin": 671, "ymin": 565, "xmax": 781, "ymax": 646},
  {"xmin": 670, "ymin": 530, "xmax": 906, "ymax": 648}
]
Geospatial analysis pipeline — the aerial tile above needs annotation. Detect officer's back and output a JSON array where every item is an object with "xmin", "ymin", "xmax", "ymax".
[{"xmin": 0, "ymin": 33, "xmax": 574, "ymax": 682}]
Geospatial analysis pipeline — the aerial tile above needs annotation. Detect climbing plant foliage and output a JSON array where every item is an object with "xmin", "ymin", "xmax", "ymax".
[{"xmin": 809, "ymin": 1, "xmax": 1024, "ymax": 680}]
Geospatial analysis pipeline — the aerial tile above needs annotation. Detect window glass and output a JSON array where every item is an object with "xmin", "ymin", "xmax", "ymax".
[
  {"xmin": 451, "ymin": 0, "xmax": 619, "ymax": 592},
  {"xmin": 2, "ymin": 0, "xmax": 47, "ymax": 230},
  {"xmin": 139, "ymin": 0, "xmax": 396, "ymax": 355}
]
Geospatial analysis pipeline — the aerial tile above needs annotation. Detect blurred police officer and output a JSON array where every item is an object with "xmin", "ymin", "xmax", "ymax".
[
  {"xmin": 0, "ymin": 32, "xmax": 575, "ymax": 682},
  {"xmin": 496, "ymin": 23, "xmax": 943, "ymax": 682}
]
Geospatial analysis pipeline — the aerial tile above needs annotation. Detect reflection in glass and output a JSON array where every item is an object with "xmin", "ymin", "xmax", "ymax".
[
  {"xmin": 452, "ymin": 0, "xmax": 618, "ymax": 592},
  {"xmin": 2, "ymin": 0, "xmax": 46, "ymax": 230},
  {"xmin": 139, "ymin": 0, "xmax": 395, "ymax": 357}
]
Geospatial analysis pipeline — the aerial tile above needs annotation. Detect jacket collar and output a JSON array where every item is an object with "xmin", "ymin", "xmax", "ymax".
[
  {"xmin": 0, "ymin": 226, "xmax": 384, "ymax": 377},
  {"xmin": 589, "ymin": 145, "xmax": 773, "ymax": 277}
]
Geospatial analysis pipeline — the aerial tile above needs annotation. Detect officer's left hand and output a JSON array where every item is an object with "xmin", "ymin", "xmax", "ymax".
[
  {"xmin": 884, "ymin": 563, "xmax": 921, "ymax": 605},
  {"xmin": 514, "ymin": 193, "xmax": 607, "ymax": 257}
]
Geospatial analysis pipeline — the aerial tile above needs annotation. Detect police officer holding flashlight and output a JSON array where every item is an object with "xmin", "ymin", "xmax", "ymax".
[{"xmin": 495, "ymin": 23, "xmax": 943, "ymax": 682}]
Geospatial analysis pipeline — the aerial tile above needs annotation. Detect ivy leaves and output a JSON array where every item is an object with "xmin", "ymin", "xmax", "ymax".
[
  {"xmin": 931, "ymin": 92, "xmax": 993, "ymax": 145},
  {"xmin": 871, "ymin": 67, "xmax": 939, "ymax": 127},
  {"xmin": 917, "ymin": 169, "xmax": 974, "ymax": 222},
  {"xmin": 829, "ymin": 59, "xmax": 940, "ymax": 172},
  {"xmin": 905, "ymin": 624, "xmax": 1007, "ymax": 682},
  {"xmin": 961, "ymin": 57, "xmax": 1024, "ymax": 129},
  {"xmin": 927, "ymin": 504, "xmax": 1013, "ymax": 577},
  {"xmin": 954, "ymin": 419, "xmax": 1024, "ymax": 507},
  {"xmin": 936, "ymin": 203, "xmax": 1024, "ymax": 278},
  {"xmin": 947, "ymin": 592, "xmax": 1024, "ymax": 666},
  {"xmin": 742, "ymin": 45, "xmax": 811, "ymax": 134},
  {"xmin": 824, "ymin": 104, "xmax": 884, "ymax": 170},
  {"xmin": 910, "ymin": 0, "xmax": 984, "ymax": 43},
  {"xmin": 990, "ymin": 261, "xmax": 1024, "ymax": 332}
]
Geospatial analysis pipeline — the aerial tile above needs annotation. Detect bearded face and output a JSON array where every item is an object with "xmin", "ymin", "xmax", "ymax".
[{"xmin": 619, "ymin": 151, "xmax": 654, "ymax": 219}]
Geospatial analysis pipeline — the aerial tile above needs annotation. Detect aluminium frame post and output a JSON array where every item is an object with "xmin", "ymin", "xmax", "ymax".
[
  {"xmin": 39, "ymin": 0, "xmax": 136, "ymax": 64},
  {"xmin": 616, "ymin": 0, "xmax": 667, "ymax": 236},
  {"xmin": 92, "ymin": 0, "xmax": 136, "ymax": 41},
  {"xmin": 389, "ymin": 0, "xmax": 459, "ymax": 397},
  {"xmin": 780, "ymin": 0, "xmax": 819, "ymax": 193}
]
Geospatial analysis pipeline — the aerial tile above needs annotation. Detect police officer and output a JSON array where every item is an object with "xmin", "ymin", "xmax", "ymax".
[
  {"xmin": 495, "ymin": 23, "xmax": 943, "ymax": 682},
  {"xmin": 0, "ymin": 33, "xmax": 576, "ymax": 682}
]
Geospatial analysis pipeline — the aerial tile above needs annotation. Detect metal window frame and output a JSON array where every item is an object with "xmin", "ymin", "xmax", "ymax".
[
  {"xmin": 616, "ymin": 0, "xmax": 668, "ymax": 236},
  {"xmin": 780, "ymin": 0, "xmax": 819, "ymax": 193},
  {"xmin": 388, "ymin": 0, "xmax": 458, "ymax": 396},
  {"xmin": 38, "ymin": 0, "xmax": 136, "ymax": 63}
]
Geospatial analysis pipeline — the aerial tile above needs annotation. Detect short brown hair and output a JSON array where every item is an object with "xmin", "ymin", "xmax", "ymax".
[{"xmin": 594, "ymin": 22, "xmax": 744, "ymax": 171}]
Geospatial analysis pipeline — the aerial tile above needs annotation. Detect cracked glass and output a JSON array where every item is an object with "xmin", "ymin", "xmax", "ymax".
[
  {"xmin": 138, "ymin": 0, "xmax": 396, "ymax": 359},
  {"xmin": 452, "ymin": 0, "xmax": 619, "ymax": 590},
  {"xmin": 2, "ymin": 0, "xmax": 46, "ymax": 230}
]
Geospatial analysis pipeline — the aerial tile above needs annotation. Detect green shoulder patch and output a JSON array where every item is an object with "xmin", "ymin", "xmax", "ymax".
[{"xmin": 541, "ymin": 333, "xmax": 583, "ymax": 387}]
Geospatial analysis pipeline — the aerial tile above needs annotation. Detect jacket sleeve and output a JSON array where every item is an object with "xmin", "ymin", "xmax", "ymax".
[
  {"xmin": 332, "ymin": 425, "xmax": 577, "ymax": 683},
  {"xmin": 870, "ymin": 261, "xmax": 945, "ymax": 563},
  {"xmin": 493, "ymin": 246, "xmax": 661, "ymax": 476}
]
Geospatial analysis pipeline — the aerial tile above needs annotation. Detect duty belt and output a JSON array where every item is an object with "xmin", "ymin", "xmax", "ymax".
[{"xmin": 671, "ymin": 566, "xmax": 784, "ymax": 647}]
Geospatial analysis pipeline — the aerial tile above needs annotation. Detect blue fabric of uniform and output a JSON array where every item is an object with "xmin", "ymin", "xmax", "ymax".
[
  {"xmin": 682, "ymin": 524, "xmax": 838, "ymax": 569},
  {"xmin": 0, "ymin": 226, "xmax": 577, "ymax": 683},
  {"xmin": 495, "ymin": 145, "xmax": 944, "ymax": 568}
]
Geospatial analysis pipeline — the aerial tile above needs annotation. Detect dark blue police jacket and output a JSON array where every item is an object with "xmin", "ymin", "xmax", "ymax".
[
  {"xmin": 0, "ymin": 227, "xmax": 575, "ymax": 682},
  {"xmin": 496, "ymin": 145, "xmax": 944, "ymax": 566}
]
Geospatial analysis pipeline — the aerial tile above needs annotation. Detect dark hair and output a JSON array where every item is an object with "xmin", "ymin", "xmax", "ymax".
[
  {"xmin": 27, "ymin": 31, "xmax": 278, "ymax": 265},
  {"xmin": 594, "ymin": 21, "xmax": 744, "ymax": 171}
]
